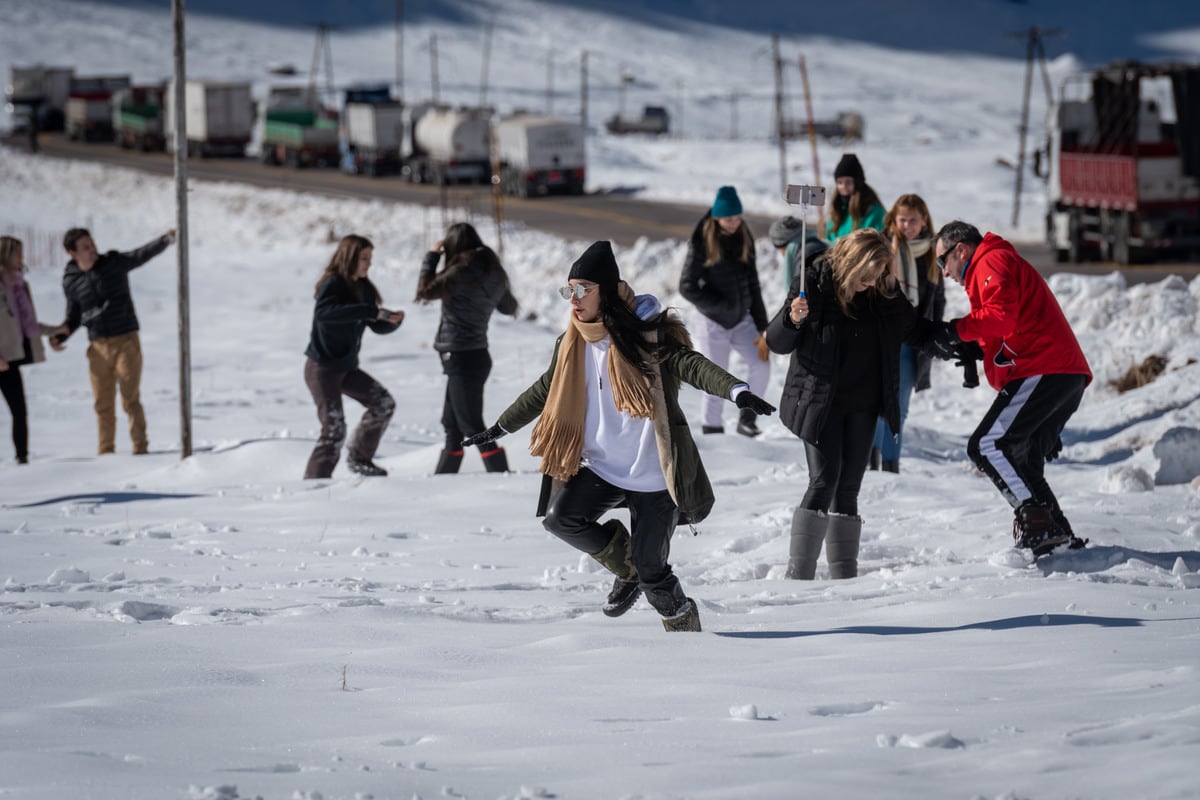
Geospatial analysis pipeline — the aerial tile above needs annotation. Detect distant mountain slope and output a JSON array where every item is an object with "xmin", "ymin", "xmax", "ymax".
[{"xmin": 92, "ymin": 0, "xmax": 1200, "ymax": 65}]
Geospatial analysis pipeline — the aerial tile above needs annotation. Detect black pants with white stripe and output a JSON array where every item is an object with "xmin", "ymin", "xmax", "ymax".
[{"xmin": 967, "ymin": 373, "xmax": 1087, "ymax": 511}]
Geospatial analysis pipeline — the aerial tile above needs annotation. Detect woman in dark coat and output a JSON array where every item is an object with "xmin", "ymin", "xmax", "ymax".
[
  {"xmin": 415, "ymin": 222, "xmax": 518, "ymax": 475},
  {"xmin": 765, "ymin": 228, "xmax": 921, "ymax": 580},
  {"xmin": 303, "ymin": 234, "xmax": 404, "ymax": 479},
  {"xmin": 464, "ymin": 241, "xmax": 775, "ymax": 632}
]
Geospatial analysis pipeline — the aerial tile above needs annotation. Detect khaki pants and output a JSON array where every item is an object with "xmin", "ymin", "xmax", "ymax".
[{"xmin": 86, "ymin": 332, "xmax": 147, "ymax": 454}]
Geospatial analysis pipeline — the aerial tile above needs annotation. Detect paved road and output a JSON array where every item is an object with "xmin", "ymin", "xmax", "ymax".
[{"xmin": 8, "ymin": 133, "xmax": 1199, "ymax": 285}]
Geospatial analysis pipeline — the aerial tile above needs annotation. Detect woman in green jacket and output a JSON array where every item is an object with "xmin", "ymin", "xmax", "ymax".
[
  {"xmin": 825, "ymin": 153, "xmax": 886, "ymax": 242},
  {"xmin": 464, "ymin": 241, "xmax": 775, "ymax": 632}
]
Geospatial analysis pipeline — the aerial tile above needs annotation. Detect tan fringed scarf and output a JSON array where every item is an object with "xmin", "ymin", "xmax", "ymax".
[
  {"xmin": 892, "ymin": 235, "xmax": 929, "ymax": 306},
  {"xmin": 528, "ymin": 282, "xmax": 656, "ymax": 482}
]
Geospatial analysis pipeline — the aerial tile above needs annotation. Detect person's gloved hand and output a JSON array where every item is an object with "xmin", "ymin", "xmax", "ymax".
[
  {"xmin": 929, "ymin": 320, "xmax": 966, "ymax": 361},
  {"xmin": 462, "ymin": 423, "xmax": 507, "ymax": 448},
  {"xmin": 754, "ymin": 333, "xmax": 770, "ymax": 362},
  {"xmin": 735, "ymin": 391, "xmax": 776, "ymax": 416}
]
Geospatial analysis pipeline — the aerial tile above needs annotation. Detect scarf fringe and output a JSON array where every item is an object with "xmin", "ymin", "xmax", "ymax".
[{"xmin": 529, "ymin": 416, "xmax": 586, "ymax": 482}]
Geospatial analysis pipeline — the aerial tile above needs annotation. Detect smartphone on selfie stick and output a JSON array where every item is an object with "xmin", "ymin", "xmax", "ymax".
[{"xmin": 784, "ymin": 184, "xmax": 827, "ymax": 299}]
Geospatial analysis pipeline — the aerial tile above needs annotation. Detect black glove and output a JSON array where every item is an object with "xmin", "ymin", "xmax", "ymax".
[
  {"xmin": 954, "ymin": 340, "xmax": 983, "ymax": 388},
  {"xmin": 929, "ymin": 320, "xmax": 965, "ymax": 361},
  {"xmin": 462, "ymin": 423, "xmax": 506, "ymax": 448},
  {"xmin": 735, "ymin": 391, "xmax": 776, "ymax": 416}
]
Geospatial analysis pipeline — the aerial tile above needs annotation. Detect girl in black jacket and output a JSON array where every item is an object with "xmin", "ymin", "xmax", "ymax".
[
  {"xmin": 415, "ymin": 222, "xmax": 519, "ymax": 474},
  {"xmin": 765, "ymin": 228, "xmax": 919, "ymax": 580},
  {"xmin": 303, "ymin": 235, "xmax": 404, "ymax": 479}
]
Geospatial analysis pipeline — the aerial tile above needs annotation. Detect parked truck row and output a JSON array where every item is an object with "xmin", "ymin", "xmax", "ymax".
[{"xmin": 6, "ymin": 66, "xmax": 588, "ymax": 197}]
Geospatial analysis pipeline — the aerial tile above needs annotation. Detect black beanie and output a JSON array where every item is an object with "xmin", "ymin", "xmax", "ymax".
[
  {"xmin": 834, "ymin": 153, "xmax": 865, "ymax": 185},
  {"xmin": 568, "ymin": 240, "xmax": 620, "ymax": 287}
]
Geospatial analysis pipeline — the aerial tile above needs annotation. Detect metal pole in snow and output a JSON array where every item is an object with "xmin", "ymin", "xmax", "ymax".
[{"xmin": 171, "ymin": 0, "xmax": 193, "ymax": 458}]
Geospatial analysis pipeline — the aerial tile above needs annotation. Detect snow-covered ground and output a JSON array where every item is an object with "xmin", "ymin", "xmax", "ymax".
[{"xmin": 3, "ymin": 2, "xmax": 1200, "ymax": 798}]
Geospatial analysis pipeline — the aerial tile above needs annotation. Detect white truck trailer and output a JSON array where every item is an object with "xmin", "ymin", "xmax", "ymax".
[
  {"xmin": 495, "ymin": 114, "xmax": 586, "ymax": 197},
  {"xmin": 408, "ymin": 106, "xmax": 493, "ymax": 185},
  {"xmin": 165, "ymin": 79, "xmax": 254, "ymax": 158}
]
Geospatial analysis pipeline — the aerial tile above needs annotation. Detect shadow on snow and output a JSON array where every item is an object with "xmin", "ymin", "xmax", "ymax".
[{"xmin": 713, "ymin": 613, "xmax": 1198, "ymax": 640}]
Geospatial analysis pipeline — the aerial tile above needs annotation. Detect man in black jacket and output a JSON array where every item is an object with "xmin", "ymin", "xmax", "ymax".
[{"xmin": 56, "ymin": 227, "xmax": 175, "ymax": 454}]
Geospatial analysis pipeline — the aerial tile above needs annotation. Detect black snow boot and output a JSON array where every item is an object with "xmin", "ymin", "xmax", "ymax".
[
  {"xmin": 481, "ymin": 446, "xmax": 510, "ymax": 473},
  {"xmin": 434, "ymin": 448, "xmax": 464, "ymax": 474},
  {"xmin": 825, "ymin": 513, "xmax": 862, "ymax": 579},
  {"xmin": 1013, "ymin": 501, "xmax": 1070, "ymax": 556},
  {"xmin": 701, "ymin": 425, "xmax": 725, "ymax": 435},
  {"xmin": 868, "ymin": 447, "xmax": 882, "ymax": 471},
  {"xmin": 593, "ymin": 519, "xmax": 641, "ymax": 617},
  {"xmin": 881, "ymin": 459, "xmax": 899, "ymax": 474},
  {"xmin": 347, "ymin": 457, "xmax": 388, "ymax": 477},
  {"xmin": 736, "ymin": 408, "xmax": 761, "ymax": 438}
]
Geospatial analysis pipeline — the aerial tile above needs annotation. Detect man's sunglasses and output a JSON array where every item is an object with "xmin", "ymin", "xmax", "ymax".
[
  {"xmin": 936, "ymin": 242, "xmax": 959, "ymax": 270},
  {"xmin": 558, "ymin": 283, "xmax": 597, "ymax": 300}
]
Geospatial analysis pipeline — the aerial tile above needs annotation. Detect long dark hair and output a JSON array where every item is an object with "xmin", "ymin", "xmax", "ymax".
[
  {"xmin": 597, "ymin": 284, "xmax": 691, "ymax": 378},
  {"xmin": 828, "ymin": 181, "xmax": 883, "ymax": 234},
  {"xmin": 314, "ymin": 234, "xmax": 379, "ymax": 303},
  {"xmin": 415, "ymin": 222, "xmax": 510, "ymax": 302}
]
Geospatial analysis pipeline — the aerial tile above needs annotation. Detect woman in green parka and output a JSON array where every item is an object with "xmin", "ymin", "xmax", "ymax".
[
  {"xmin": 464, "ymin": 241, "xmax": 775, "ymax": 632},
  {"xmin": 825, "ymin": 153, "xmax": 886, "ymax": 243}
]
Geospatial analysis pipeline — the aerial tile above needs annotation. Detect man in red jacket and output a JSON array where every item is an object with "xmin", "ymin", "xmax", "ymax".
[{"xmin": 930, "ymin": 221, "xmax": 1092, "ymax": 556}]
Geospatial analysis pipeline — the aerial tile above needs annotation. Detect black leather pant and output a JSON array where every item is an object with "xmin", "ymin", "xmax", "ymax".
[
  {"xmin": 440, "ymin": 348, "xmax": 497, "ymax": 453},
  {"xmin": 801, "ymin": 407, "xmax": 878, "ymax": 516},
  {"xmin": 543, "ymin": 467, "xmax": 685, "ymax": 615}
]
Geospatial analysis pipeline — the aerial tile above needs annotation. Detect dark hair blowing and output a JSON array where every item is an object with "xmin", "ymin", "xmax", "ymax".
[
  {"xmin": 314, "ymin": 234, "xmax": 380, "ymax": 303},
  {"xmin": 415, "ymin": 222, "xmax": 510, "ymax": 302},
  {"xmin": 596, "ymin": 283, "xmax": 690, "ymax": 378}
]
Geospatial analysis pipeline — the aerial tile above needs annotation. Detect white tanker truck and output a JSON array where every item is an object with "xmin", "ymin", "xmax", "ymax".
[{"xmin": 405, "ymin": 105, "xmax": 493, "ymax": 185}]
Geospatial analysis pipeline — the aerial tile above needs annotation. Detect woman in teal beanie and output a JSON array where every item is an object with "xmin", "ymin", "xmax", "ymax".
[
  {"xmin": 679, "ymin": 185, "xmax": 770, "ymax": 437},
  {"xmin": 825, "ymin": 154, "xmax": 885, "ymax": 242}
]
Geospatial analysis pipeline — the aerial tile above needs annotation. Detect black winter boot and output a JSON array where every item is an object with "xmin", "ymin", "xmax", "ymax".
[
  {"xmin": 1013, "ymin": 501, "xmax": 1070, "ymax": 556},
  {"xmin": 881, "ymin": 459, "xmax": 900, "ymax": 474},
  {"xmin": 347, "ymin": 457, "xmax": 387, "ymax": 477},
  {"xmin": 595, "ymin": 520, "xmax": 643, "ymax": 618},
  {"xmin": 593, "ymin": 519, "xmax": 641, "ymax": 617},
  {"xmin": 481, "ymin": 446, "xmax": 509, "ymax": 473},
  {"xmin": 701, "ymin": 425, "xmax": 725, "ymax": 435},
  {"xmin": 736, "ymin": 408, "xmax": 761, "ymax": 438},
  {"xmin": 868, "ymin": 447, "xmax": 882, "ymax": 471},
  {"xmin": 785, "ymin": 507, "xmax": 826, "ymax": 579},
  {"xmin": 825, "ymin": 513, "xmax": 862, "ymax": 579},
  {"xmin": 434, "ymin": 448, "xmax": 463, "ymax": 474}
]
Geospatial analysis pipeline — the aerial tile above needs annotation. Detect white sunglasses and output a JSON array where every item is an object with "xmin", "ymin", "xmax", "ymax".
[{"xmin": 558, "ymin": 283, "xmax": 597, "ymax": 300}]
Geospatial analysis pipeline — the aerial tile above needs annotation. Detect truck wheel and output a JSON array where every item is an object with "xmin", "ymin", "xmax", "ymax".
[
  {"xmin": 1067, "ymin": 210, "xmax": 1087, "ymax": 263},
  {"xmin": 1112, "ymin": 211, "xmax": 1133, "ymax": 266}
]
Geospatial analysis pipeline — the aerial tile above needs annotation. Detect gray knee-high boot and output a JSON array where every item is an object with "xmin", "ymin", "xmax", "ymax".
[
  {"xmin": 825, "ymin": 514, "xmax": 863, "ymax": 579},
  {"xmin": 786, "ymin": 508, "xmax": 828, "ymax": 580}
]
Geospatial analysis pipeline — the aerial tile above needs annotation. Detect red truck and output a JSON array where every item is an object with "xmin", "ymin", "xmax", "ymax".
[{"xmin": 1045, "ymin": 61, "xmax": 1200, "ymax": 264}]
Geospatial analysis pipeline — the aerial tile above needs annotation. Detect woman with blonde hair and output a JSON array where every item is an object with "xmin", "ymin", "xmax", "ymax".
[
  {"xmin": 303, "ymin": 234, "xmax": 404, "ymax": 479},
  {"xmin": 766, "ymin": 228, "xmax": 927, "ymax": 580},
  {"xmin": 869, "ymin": 193, "xmax": 946, "ymax": 472},
  {"xmin": 0, "ymin": 236, "xmax": 65, "ymax": 464}
]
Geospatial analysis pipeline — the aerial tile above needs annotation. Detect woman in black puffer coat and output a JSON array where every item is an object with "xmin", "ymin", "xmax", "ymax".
[
  {"xmin": 416, "ymin": 222, "xmax": 519, "ymax": 474},
  {"xmin": 766, "ymin": 228, "xmax": 926, "ymax": 581}
]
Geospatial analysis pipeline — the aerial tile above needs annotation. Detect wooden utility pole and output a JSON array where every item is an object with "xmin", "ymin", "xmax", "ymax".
[
  {"xmin": 171, "ymin": 0, "xmax": 192, "ymax": 459},
  {"xmin": 394, "ymin": 0, "xmax": 404, "ymax": 103},
  {"xmin": 1009, "ymin": 26, "xmax": 1062, "ymax": 226},
  {"xmin": 430, "ymin": 33, "xmax": 440, "ymax": 103},
  {"xmin": 307, "ymin": 23, "xmax": 336, "ymax": 109},
  {"xmin": 730, "ymin": 90, "xmax": 738, "ymax": 140},
  {"xmin": 480, "ymin": 20, "xmax": 493, "ymax": 106},
  {"xmin": 798, "ymin": 54, "xmax": 824, "ymax": 231},
  {"xmin": 580, "ymin": 50, "xmax": 588, "ymax": 130},
  {"xmin": 676, "ymin": 79, "xmax": 684, "ymax": 139},
  {"xmin": 546, "ymin": 51, "xmax": 554, "ymax": 114},
  {"xmin": 772, "ymin": 35, "xmax": 787, "ymax": 194}
]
